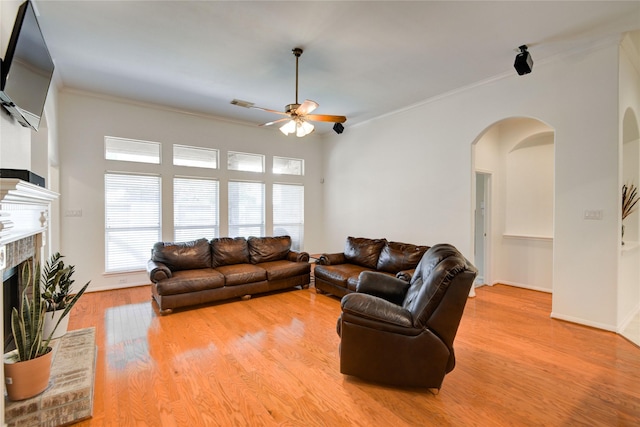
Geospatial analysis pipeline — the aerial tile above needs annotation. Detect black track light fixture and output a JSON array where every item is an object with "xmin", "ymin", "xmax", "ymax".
[{"xmin": 333, "ymin": 122, "xmax": 344, "ymax": 134}]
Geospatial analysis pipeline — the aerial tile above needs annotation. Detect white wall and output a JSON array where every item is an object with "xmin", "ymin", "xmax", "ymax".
[
  {"xmin": 58, "ymin": 91, "xmax": 325, "ymax": 291},
  {"xmin": 322, "ymin": 40, "xmax": 623, "ymax": 330}
]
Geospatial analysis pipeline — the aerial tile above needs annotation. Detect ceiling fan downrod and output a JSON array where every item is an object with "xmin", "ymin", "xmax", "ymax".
[{"xmin": 293, "ymin": 48, "xmax": 303, "ymax": 106}]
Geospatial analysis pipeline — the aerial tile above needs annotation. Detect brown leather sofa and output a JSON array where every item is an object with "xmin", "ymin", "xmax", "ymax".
[
  {"xmin": 147, "ymin": 235, "xmax": 310, "ymax": 313},
  {"xmin": 337, "ymin": 243, "xmax": 477, "ymax": 390},
  {"xmin": 313, "ymin": 237, "xmax": 429, "ymax": 297}
]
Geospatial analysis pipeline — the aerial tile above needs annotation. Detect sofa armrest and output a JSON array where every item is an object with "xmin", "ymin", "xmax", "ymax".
[
  {"xmin": 147, "ymin": 259, "xmax": 172, "ymax": 283},
  {"xmin": 341, "ymin": 293, "xmax": 412, "ymax": 328},
  {"xmin": 318, "ymin": 252, "xmax": 346, "ymax": 265},
  {"xmin": 287, "ymin": 250, "xmax": 310, "ymax": 262},
  {"xmin": 396, "ymin": 268, "xmax": 416, "ymax": 282},
  {"xmin": 357, "ymin": 271, "xmax": 410, "ymax": 305}
]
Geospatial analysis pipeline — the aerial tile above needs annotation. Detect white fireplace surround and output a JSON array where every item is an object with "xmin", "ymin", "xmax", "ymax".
[{"xmin": 1, "ymin": 178, "xmax": 59, "ymax": 262}]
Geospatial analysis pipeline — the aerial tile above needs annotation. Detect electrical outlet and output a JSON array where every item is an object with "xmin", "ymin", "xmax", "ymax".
[
  {"xmin": 64, "ymin": 209, "xmax": 83, "ymax": 217},
  {"xmin": 118, "ymin": 278, "xmax": 127, "ymax": 284}
]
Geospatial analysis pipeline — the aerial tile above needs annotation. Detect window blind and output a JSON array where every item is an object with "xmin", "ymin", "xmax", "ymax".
[
  {"xmin": 174, "ymin": 177, "xmax": 219, "ymax": 242},
  {"xmin": 173, "ymin": 145, "xmax": 218, "ymax": 169},
  {"xmin": 105, "ymin": 136, "xmax": 160, "ymax": 164},
  {"xmin": 273, "ymin": 183, "xmax": 304, "ymax": 251},
  {"xmin": 105, "ymin": 173, "xmax": 161, "ymax": 272},
  {"xmin": 228, "ymin": 180, "xmax": 265, "ymax": 238}
]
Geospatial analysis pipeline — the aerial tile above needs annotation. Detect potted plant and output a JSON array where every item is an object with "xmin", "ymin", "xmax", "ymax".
[
  {"xmin": 4, "ymin": 261, "xmax": 55, "ymax": 401},
  {"xmin": 622, "ymin": 183, "xmax": 639, "ymax": 245},
  {"xmin": 41, "ymin": 252, "xmax": 90, "ymax": 339}
]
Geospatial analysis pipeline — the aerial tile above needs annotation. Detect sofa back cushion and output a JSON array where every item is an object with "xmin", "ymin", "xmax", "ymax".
[
  {"xmin": 344, "ymin": 237, "xmax": 386, "ymax": 269},
  {"xmin": 211, "ymin": 237, "xmax": 250, "ymax": 267},
  {"xmin": 152, "ymin": 238, "xmax": 211, "ymax": 271},
  {"xmin": 376, "ymin": 241, "xmax": 430, "ymax": 273},
  {"xmin": 248, "ymin": 236, "xmax": 291, "ymax": 264}
]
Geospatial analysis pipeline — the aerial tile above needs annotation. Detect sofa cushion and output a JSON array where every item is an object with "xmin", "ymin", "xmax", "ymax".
[
  {"xmin": 314, "ymin": 264, "xmax": 372, "ymax": 288},
  {"xmin": 344, "ymin": 237, "xmax": 386, "ymax": 269},
  {"xmin": 152, "ymin": 238, "xmax": 211, "ymax": 271},
  {"xmin": 257, "ymin": 260, "xmax": 311, "ymax": 281},
  {"xmin": 376, "ymin": 241, "xmax": 430, "ymax": 273},
  {"xmin": 248, "ymin": 236, "xmax": 291, "ymax": 264},
  {"xmin": 211, "ymin": 237, "xmax": 250, "ymax": 267},
  {"xmin": 215, "ymin": 264, "xmax": 267, "ymax": 286},
  {"xmin": 155, "ymin": 268, "xmax": 225, "ymax": 296}
]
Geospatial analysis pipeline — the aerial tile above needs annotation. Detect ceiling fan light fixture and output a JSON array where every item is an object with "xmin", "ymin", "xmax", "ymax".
[
  {"xmin": 280, "ymin": 120, "xmax": 297, "ymax": 136},
  {"xmin": 297, "ymin": 121, "xmax": 314, "ymax": 137}
]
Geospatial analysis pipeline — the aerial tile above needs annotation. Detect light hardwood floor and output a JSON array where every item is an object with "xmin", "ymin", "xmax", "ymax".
[{"xmin": 69, "ymin": 284, "xmax": 640, "ymax": 426}]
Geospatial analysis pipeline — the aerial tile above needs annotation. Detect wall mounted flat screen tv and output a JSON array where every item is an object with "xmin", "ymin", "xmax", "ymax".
[{"xmin": 0, "ymin": 0, "xmax": 54, "ymax": 131}]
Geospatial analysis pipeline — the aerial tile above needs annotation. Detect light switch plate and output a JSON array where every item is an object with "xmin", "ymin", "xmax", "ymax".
[{"xmin": 584, "ymin": 210, "xmax": 603, "ymax": 220}]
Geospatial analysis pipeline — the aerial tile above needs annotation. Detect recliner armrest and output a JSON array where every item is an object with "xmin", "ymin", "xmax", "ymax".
[
  {"xmin": 318, "ymin": 252, "xmax": 346, "ymax": 265},
  {"xmin": 357, "ymin": 271, "xmax": 410, "ymax": 305},
  {"xmin": 288, "ymin": 251, "xmax": 310, "ymax": 262},
  {"xmin": 396, "ymin": 268, "xmax": 415, "ymax": 282},
  {"xmin": 147, "ymin": 259, "xmax": 172, "ymax": 282},
  {"xmin": 341, "ymin": 293, "xmax": 413, "ymax": 328}
]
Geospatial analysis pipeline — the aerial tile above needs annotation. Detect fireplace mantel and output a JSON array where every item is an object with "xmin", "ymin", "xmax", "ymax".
[{"xmin": 0, "ymin": 178, "xmax": 59, "ymax": 247}]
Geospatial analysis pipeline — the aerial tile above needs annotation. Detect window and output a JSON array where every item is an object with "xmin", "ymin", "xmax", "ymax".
[
  {"xmin": 173, "ymin": 145, "xmax": 218, "ymax": 169},
  {"xmin": 273, "ymin": 156, "xmax": 304, "ymax": 176},
  {"xmin": 228, "ymin": 181, "xmax": 264, "ymax": 238},
  {"xmin": 105, "ymin": 136, "xmax": 160, "ymax": 164},
  {"xmin": 174, "ymin": 177, "xmax": 219, "ymax": 241},
  {"xmin": 105, "ymin": 173, "xmax": 161, "ymax": 272},
  {"xmin": 273, "ymin": 183, "xmax": 304, "ymax": 251},
  {"xmin": 228, "ymin": 151, "xmax": 264, "ymax": 172}
]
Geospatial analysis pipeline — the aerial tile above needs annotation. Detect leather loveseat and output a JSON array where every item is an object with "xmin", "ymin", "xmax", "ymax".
[
  {"xmin": 314, "ymin": 236, "xmax": 429, "ymax": 297},
  {"xmin": 147, "ymin": 235, "xmax": 310, "ymax": 313}
]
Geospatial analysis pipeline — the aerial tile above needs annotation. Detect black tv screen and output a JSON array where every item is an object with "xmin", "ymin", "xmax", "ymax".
[{"xmin": 0, "ymin": 0, "xmax": 54, "ymax": 131}]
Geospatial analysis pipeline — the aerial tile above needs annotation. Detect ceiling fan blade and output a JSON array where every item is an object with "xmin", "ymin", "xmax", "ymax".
[
  {"xmin": 305, "ymin": 114, "xmax": 347, "ymax": 123},
  {"xmin": 231, "ymin": 99, "xmax": 289, "ymax": 116},
  {"xmin": 295, "ymin": 99, "xmax": 319, "ymax": 116},
  {"xmin": 260, "ymin": 118, "xmax": 290, "ymax": 127},
  {"xmin": 251, "ymin": 106, "xmax": 290, "ymax": 116}
]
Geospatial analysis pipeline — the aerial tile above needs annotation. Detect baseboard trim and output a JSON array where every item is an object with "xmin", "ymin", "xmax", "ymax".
[
  {"xmin": 550, "ymin": 312, "xmax": 617, "ymax": 332},
  {"xmin": 492, "ymin": 280, "xmax": 552, "ymax": 294}
]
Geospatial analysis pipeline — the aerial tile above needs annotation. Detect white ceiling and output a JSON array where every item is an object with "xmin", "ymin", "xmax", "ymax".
[{"xmin": 32, "ymin": 1, "xmax": 640, "ymax": 134}]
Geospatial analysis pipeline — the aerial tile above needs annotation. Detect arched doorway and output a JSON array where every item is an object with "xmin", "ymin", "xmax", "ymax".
[
  {"xmin": 620, "ymin": 107, "xmax": 640, "ymax": 346},
  {"xmin": 471, "ymin": 117, "xmax": 555, "ymax": 299}
]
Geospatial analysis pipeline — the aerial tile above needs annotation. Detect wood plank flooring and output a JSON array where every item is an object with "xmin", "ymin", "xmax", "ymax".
[{"xmin": 68, "ymin": 284, "xmax": 640, "ymax": 426}]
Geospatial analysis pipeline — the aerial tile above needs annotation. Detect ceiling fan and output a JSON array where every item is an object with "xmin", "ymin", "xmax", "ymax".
[{"xmin": 231, "ymin": 48, "xmax": 346, "ymax": 137}]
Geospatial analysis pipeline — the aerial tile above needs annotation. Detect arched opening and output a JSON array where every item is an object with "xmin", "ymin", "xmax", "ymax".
[
  {"xmin": 620, "ymin": 107, "xmax": 640, "ymax": 346},
  {"xmin": 471, "ymin": 117, "xmax": 555, "ymax": 301}
]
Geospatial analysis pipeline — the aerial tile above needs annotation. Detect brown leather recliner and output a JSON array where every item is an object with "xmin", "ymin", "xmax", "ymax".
[{"xmin": 336, "ymin": 243, "xmax": 477, "ymax": 390}]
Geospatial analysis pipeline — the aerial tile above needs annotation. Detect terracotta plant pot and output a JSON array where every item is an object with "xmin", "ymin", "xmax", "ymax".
[
  {"xmin": 43, "ymin": 310, "xmax": 70, "ymax": 340},
  {"xmin": 4, "ymin": 348, "xmax": 53, "ymax": 401}
]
